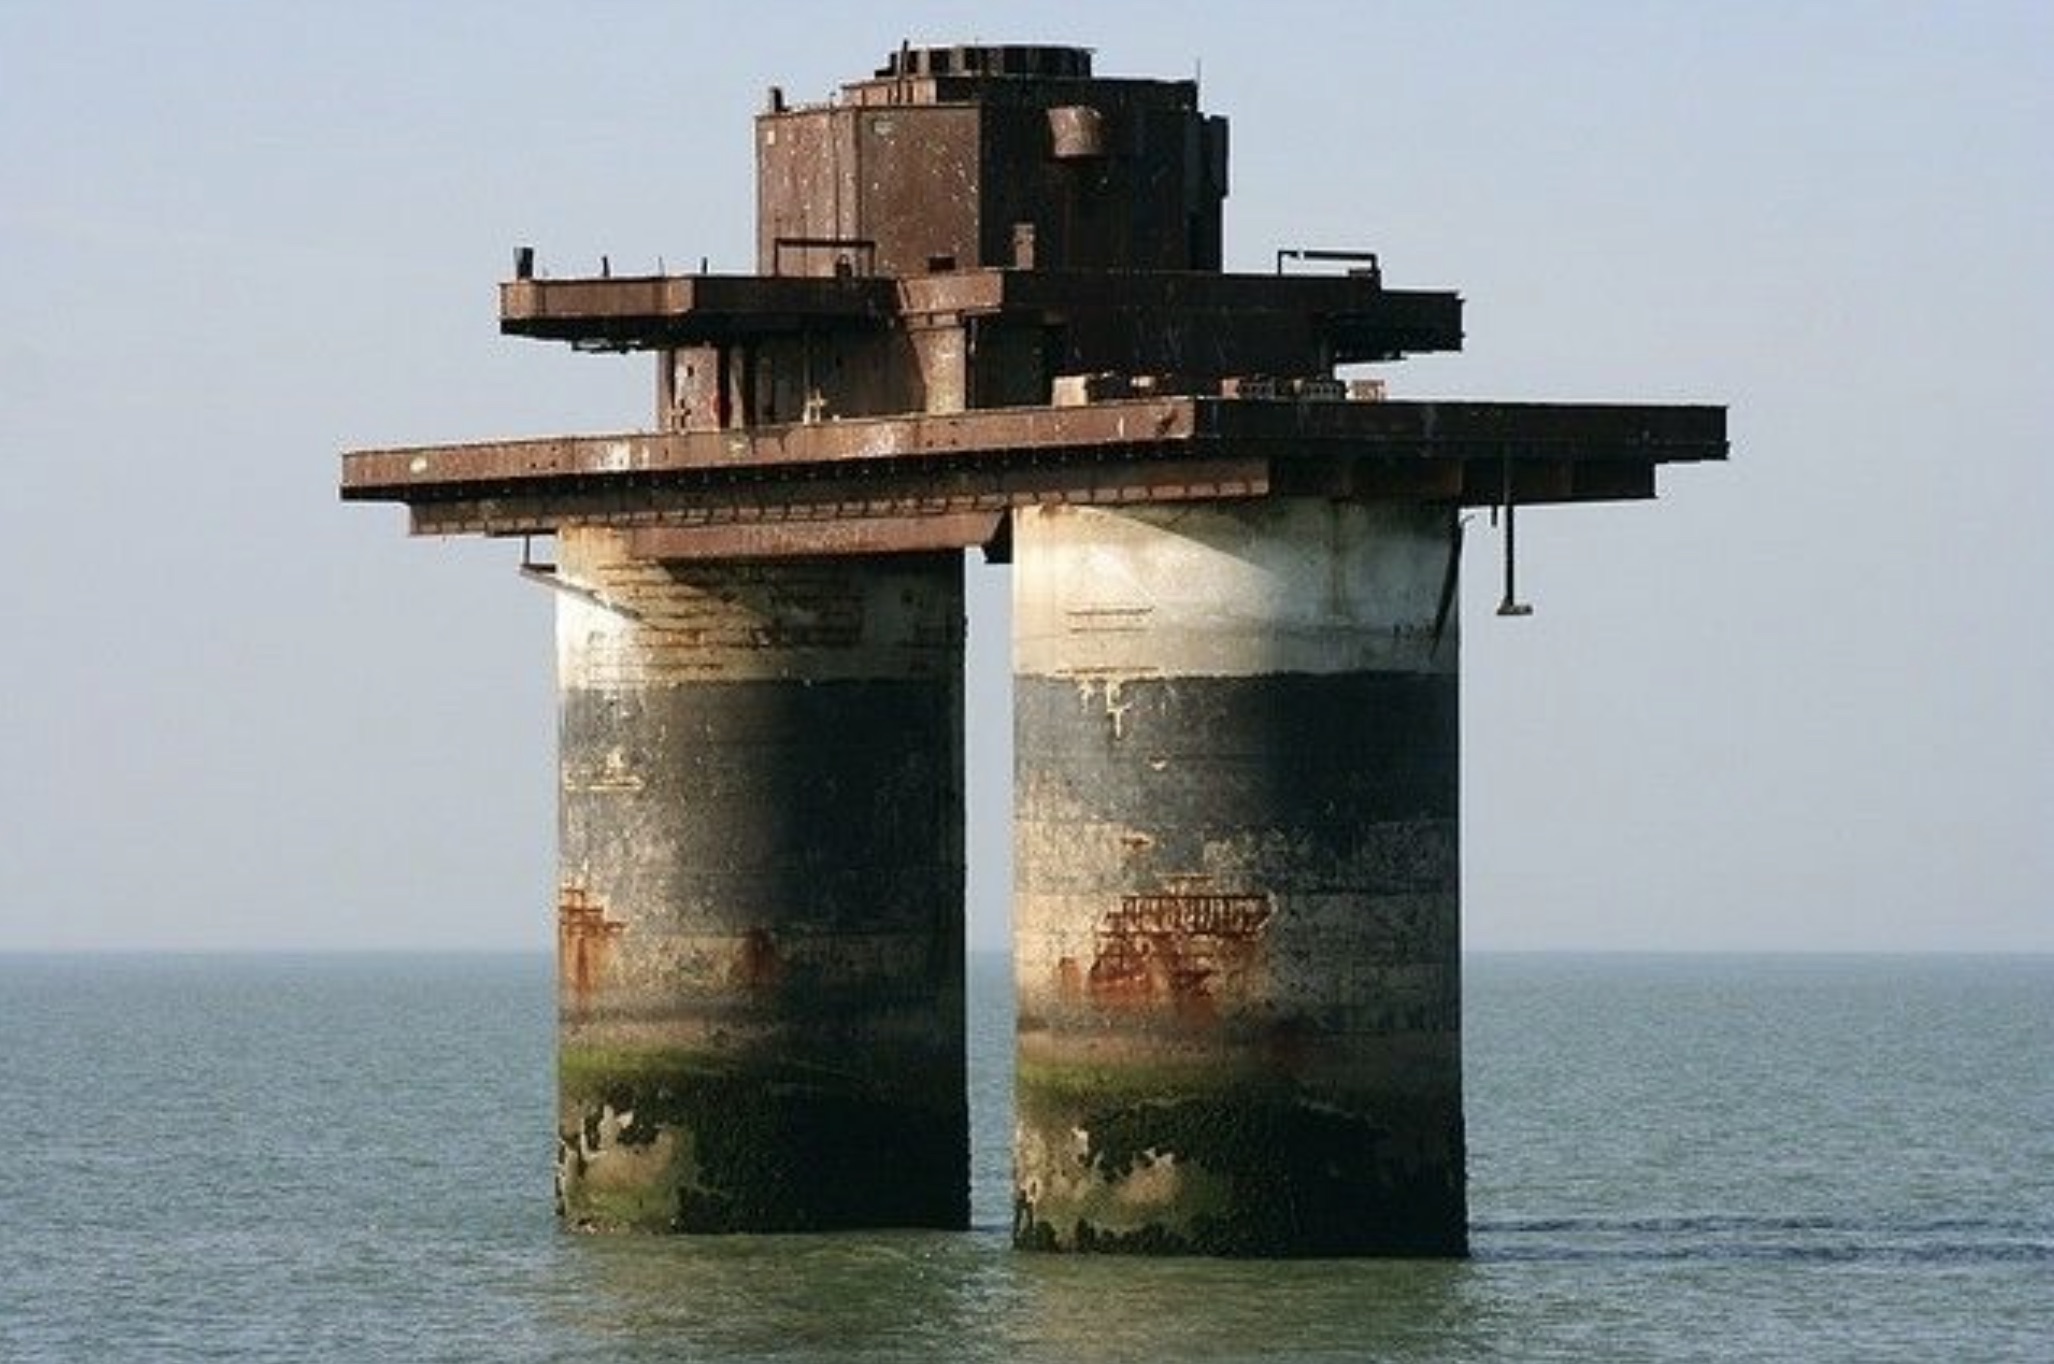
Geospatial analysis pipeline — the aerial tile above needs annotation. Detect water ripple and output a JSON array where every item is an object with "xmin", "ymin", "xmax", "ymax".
[{"xmin": 1475, "ymin": 1212, "xmax": 2054, "ymax": 1265}]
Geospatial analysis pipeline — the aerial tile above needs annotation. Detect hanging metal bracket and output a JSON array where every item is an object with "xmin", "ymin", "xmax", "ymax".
[
  {"xmin": 516, "ymin": 535, "xmax": 644, "ymax": 622},
  {"xmin": 1497, "ymin": 455, "xmax": 1534, "ymax": 617}
]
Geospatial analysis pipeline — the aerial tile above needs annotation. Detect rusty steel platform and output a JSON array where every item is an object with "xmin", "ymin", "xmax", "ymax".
[{"xmin": 342, "ymin": 394, "xmax": 1724, "ymax": 556}]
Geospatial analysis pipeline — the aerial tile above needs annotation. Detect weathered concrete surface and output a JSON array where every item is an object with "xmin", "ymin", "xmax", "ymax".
[
  {"xmin": 554, "ymin": 527, "xmax": 968, "ymax": 1231},
  {"xmin": 1012, "ymin": 500, "xmax": 1466, "ymax": 1255}
]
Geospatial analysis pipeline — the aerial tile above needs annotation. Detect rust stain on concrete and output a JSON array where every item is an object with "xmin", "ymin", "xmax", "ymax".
[
  {"xmin": 559, "ymin": 884, "xmax": 626, "ymax": 1003},
  {"xmin": 1054, "ymin": 954, "xmax": 1084, "ymax": 1003},
  {"xmin": 730, "ymin": 927, "xmax": 787, "ymax": 991},
  {"xmin": 1086, "ymin": 877, "xmax": 1273, "ymax": 1018}
]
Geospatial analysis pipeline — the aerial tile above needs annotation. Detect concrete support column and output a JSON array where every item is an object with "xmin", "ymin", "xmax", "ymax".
[
  {"xmin": 554, "ymin": 528, "xmax": 968, "ymax": 1232},
  {"xmin": 1011, "ymin": 500, "xmax": 1466, "ymax": 1256}
]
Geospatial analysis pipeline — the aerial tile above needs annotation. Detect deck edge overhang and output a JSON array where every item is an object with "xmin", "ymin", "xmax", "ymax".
[{"xmin": 339, "ymin": 397, "xmax": 1725, "ymax": 545}]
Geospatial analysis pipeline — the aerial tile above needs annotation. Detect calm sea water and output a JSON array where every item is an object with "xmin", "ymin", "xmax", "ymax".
[{"xmin": 0, "ymin": 952, "xmax": 2046, "ymax": 1362}]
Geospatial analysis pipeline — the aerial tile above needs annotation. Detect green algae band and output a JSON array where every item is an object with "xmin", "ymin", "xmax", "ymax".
[
  {"xmin": 559, "ymin": 1049, "xmax": 966, "ymax": 1231},
  {"xmin": 1013, "ymin": 1067, "xmax": 1464, "ymax": 1256}
]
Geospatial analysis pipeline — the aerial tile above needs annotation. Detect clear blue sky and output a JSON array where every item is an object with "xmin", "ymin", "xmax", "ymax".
[{"xmin": 2, "ymin": 1, "xmax": 2047, "ymax": 952}]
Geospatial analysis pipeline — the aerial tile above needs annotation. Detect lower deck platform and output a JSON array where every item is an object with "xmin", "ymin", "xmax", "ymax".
[{"xmin": 340, "ymin": 395, "xmax": 1725, "ymax": 557}]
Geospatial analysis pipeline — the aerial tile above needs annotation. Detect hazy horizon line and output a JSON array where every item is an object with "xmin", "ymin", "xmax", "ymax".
[{"xmin": 3, "ymin": 945, "xmax": 2047, "ymax": 961}]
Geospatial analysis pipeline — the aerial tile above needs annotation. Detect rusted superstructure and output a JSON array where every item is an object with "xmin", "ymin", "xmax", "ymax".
[{"xmin": 343, "ymin": 43, "xmax": 1724, "ymax": 1254}]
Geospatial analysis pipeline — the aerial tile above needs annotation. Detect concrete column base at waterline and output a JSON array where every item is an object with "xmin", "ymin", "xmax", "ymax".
[
  {"xmin": 1011, "ymin": 501, "xmax": 1466, "ymax": 1256},
  {"xmin": 553, "ymin": 528, "xmax": 968, "ymax": 1232}
]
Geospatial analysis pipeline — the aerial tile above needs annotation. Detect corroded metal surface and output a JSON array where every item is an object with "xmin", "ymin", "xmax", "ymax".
[
  {"xmin": 501, "ymin": 274, "xmax": 894, "ymax": 346},
  {"xmin": 758, "ymin": 45, "xmax": 1223, "ymax": 277},
  {"xmin": 1012, "ymin": 501, "xmax": 1464, "ymax": 1255},
  {"xmin": 344, "ymin": 398, "xmax": 1723, "ymax": 490},
  {"xmin": 403, "ymin": 455, "xmax": 1272, "ymax": 542},
  {"xmin": 626, "ymin": 512, "xmax": 1005, "ymax": 562},
  {"xmin": 340, "ymin": 398, "xmax": 1723, "ymax": 537},
  {"xmin": 554, "ymin": 529, "xmax": 967, "ymax": 1231},
  {"xmin": 500, "ymin": 268, "xmax": 1459, "ymax": 368}
]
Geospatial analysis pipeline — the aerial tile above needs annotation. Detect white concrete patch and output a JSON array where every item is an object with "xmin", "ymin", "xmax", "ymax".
[
  {"xmin": 555, "ymin": 526, "xmax": 964, "ymax": 686},
  {"xmin": 1014, "ymin": 500, "xmax": 1457, "ymax": 679}
]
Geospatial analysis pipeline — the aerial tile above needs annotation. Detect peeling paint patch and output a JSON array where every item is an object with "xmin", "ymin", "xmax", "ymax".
[
  {"xmin": 563, "ymin": 745, "xmax": 644, "ymax": 793},
  {"xmin": 556, "ymin": 1113, "xmax": 690, "ymax": 1232},
  {"xmin": 1087, "ymin": 877, "xmax": 1272, "ymax": 1016},
  {"xmin": 1069, "ymin": 674, "xmax": 1139, "ymax": 739}
]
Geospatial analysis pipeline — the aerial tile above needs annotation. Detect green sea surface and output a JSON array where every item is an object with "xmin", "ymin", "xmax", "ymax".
[{"xmin": 1, "ymin": 951, "xmax": 2046, "ymax": 1361}]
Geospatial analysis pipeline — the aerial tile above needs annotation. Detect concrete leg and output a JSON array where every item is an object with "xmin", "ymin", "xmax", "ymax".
[
  {"xmin": 1010, "ymin": 500, "xmax": 1466, "ymax": 1256},
  {"xmin": 554, "ymin": 528, "xmax": 968, "ymax": 1232}
]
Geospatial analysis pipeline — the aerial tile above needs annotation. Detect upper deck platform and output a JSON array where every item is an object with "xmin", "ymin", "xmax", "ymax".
[{"xmin": 500, "ymin": 267, "xmax": 1462, "ymax": 367}]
